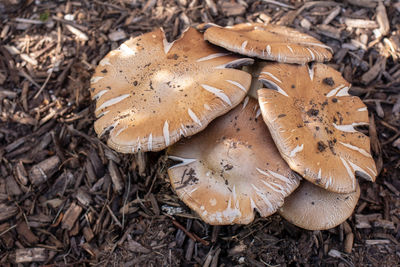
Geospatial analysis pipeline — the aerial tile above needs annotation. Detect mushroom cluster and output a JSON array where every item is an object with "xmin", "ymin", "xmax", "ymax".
[{"xmin": 89, "ymin": 23, "xmax": 377, "ymax": 230}]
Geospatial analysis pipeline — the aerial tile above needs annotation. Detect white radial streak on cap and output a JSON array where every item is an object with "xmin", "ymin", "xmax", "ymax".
[
  {"xmin": 307, "ymin": 64, "xmax": 314, "ymax": 81},
  {"xmin": 300, "ymin": 42, "xmax": 333, "ymax": 52},
  {"xmin": 241, "ymin": 40, "xmax": 248, "ymax": 51},
  {"xmin": 187, "ymin": 187, "xmax": 198, "ymax": 195},
  {"xmin": 340, "ymin": 157, "xmax": 355, "ymax": 186},
  {"xmin": 261, "ymin": 180, "xmax": 285, "ymax": 195},
  {"xmin": 90, "ymin": 76, "xmax": 104, "ymax": 84},
  {"xmin": 187, "ymin": 108, "xmax": 202, "ymax": 126},
  {"xmin": 92, "ymin": 89, "xmax": 109, "ymax": 100},
  {"xmin": 168, "ymin": 156, "xmax": 197, "ymax": 169},
  {"xmin": 268, "ymin": 170, "xmax": 294, "ymax": 184},
  {"xmin": 99, "ymin": 58, "xmax": 111, "ymax": 66},
  {"xmin": 333, "ymin": 122, "xmax": 368, "ymax": 133},
  {"xmin": 201, "ymin": 84, "xmax": 232, "ymax": 106},
  {"xmin": 326, "ymin": 84, "xmax": 345, "ymax": 97},
  {"xmin": 287, "ymin": 45, "xmax": 294, "ymax": 53},
  {"xmin": 339, "ymin": 141, "xmax": 371, "ymax": 157},
  {"xmin": 162, "ymin": 37, "xmax": 176, "ymax": 54},
  {"xmin": 95, "ymin": 94, "xmax": 130, "ymax": 112},
  {"xmin": 348, "ymin": 160, "xmax": 372, "ymax": 181},
  {"xmin": 256, "ymin": 168, "xmax": 272, "ymax": 178},
  {"xmin": 148, "ymin": 133, "xmax": 153, "ymax": 151},
  {"xmin": 204, "ymin": 103, "xmax": 211, "ymax": 111},
  {"xmin": 306, "ymin": 48, "xmax": 315, "ymax": 61},
  {"xmin": 226, "ymin": 80, "xmax": 247, "ymax": 92},
  {"xmin": 357, "ymin": 107, "xmax": 367, "ymax": 112},
  {"xmin": 336, "ymin": 86, "xmax": 350, "ymax": 96},
  {"xmin": 119, "ymin": 43, "xmax": 136, "ymax": 56},
  {"xmin": 163, "ymin": 120, "xmax": 170, "ymax": 146},
  {"xmin": 260, "ymin": 79, "xmax": 289, "ymax": 97},
  {"xmin": 197, "ymin": 53, "xmax": 230, "ymax": 62},
  {"xmin": 252, "ymin": 184, "xmax": 274, "ymax": 211},
  {"xmin": 214, "ymin": 58, "xmax": 252, "ymax": 69},
  {"xmin": 242, "ymin": 96, "xmax": 249, "ymax": 110},
  {"xmin": 113, "ymin": 125, "xmax": 128, "ymax": 138},
  {"xmin": 96, "ymin": 110, "xmax": 110, "ymax": 118},
  {"xmin": 266, "ymin": 45, "xmax": 271, "ymax": 55},
  {"xmin": 289, "ymin": 144, "xmax": 304, "ymax": 157},
  {"xmin": 99, "ymin": 121, "xmax": 119, "ymax": 137},
  {"xmin": 261, "ymin": 72, "xmax": 282, "ymax": 84}
]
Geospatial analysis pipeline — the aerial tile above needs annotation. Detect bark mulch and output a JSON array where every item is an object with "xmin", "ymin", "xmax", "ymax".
[{"xmin": 0, "ymin": 0, "xmax": 399, "ymax": 266}]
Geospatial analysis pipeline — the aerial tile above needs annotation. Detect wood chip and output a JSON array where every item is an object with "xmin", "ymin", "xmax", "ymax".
[
  {"xmin": 0, "ymin": 203, "xmax": 18, "ymax": 221},
  {"xmin": 15, "ymin": 248, "xmax": 48, "ymax": 263},
  {"xmin": 28, "ymin": 155, "xmax": 61, "ymax": 186},
  {"xmin": 61, "ymin": 202, "xmax": 82, "ymax": 231}
]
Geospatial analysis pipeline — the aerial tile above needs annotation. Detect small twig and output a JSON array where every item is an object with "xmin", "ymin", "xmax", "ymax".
[
  {"xmin": 262, "ymin": 0, "xmax": 295, "ymax": 9},
  {"xmin": 172, "ymin": 219, "xmax": 209, "ymax": 246},
  {"xmin": 0, "ymin": 224, "xmax": 17, "ymax": 237},
  {"xmin": 106, "ymin": 204, "xmax": 122, "ymax": 228},
  {"xmin": 34, "ymin": 68, "xmax": 53, "ymax": 99}
]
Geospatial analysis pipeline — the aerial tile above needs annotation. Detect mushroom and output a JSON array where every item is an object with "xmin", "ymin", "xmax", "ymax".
[
  {"xmin": 279, "ymin": 180, "xmax": 360, "ymax": 230},
  {"xmin": 90, "ymin": 27, "xmax": 253, "ymax": 153},
  {"xmin": 167, "ymin": 97, "xmax": 300, "ymax": 225},
  {"xmin": 204, "ymin": 23, "xmax": 333, "ymax": 64},
  {"xmin": 257, "ymin": 62, "xmax": 377, "ymax": 193}
]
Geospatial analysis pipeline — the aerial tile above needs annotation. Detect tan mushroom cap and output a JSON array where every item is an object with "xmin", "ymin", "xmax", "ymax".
[
  {"xmin": 90, "ymin": 27, "xmax": 252, "ymax": 153},
  {"xmin": 257, "ymin": 63, "xmax": 377, "ymax": 193},
  {"xmin": 167, "ymin": 97, "xmax": 300, "ymax": 225},
  {"xmin": 204, "ymin": 23, "xmax": 333, "ymax": 64},
  {"xmin": 279, "ymin": 180, "xmax": 360, "ymax": 230}
]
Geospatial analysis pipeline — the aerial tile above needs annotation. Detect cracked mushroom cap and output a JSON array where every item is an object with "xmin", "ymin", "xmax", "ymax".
[
  {"xmin": 204, "ymin": 23, "xmax": 333, "ymax": 64},
  {"xmin": 167, "ymin": 97, "xmax": 300, "ymax": 225},
  {"xmin": 90, "ymin": 27, "xmax": 252, "ymax": 153},
  {"xmin": 258, "ymin": 63, "xmax": 377, "ymax": 193},
  {"xmin": 279, "ymin": 180, "xmax": 360, "ymax": 230}
]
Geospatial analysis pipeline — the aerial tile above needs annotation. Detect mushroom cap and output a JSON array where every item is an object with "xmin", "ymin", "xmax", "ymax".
[
  {"xmin": 257, "ymin": 63, "xmax": 377, "ymax": 193},
  {"xmin": 279, "ymin": 180, "xmax": 360, "ymax": 230},
  {"xmin": 167, "ymin": 97, "xmax": 300, "ymax": 225},
  {"xmin": 90, "ymin": 27, "xmax": 252, "ymax": 153},
  {"xmin": 204, "ymin": 23, "xmax": 333, "ymax": 64}
]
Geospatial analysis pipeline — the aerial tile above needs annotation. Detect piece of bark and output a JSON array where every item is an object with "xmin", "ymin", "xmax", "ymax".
[
  {"xmin": 15, "ymin": 248, "xmax": 48, "ymax": 263},
  {"xmin": 0, "ymin": 203, "xmax": 18, "ymax": 221},
  {"xmin": 375, "ymin": 1, "xmax": 389, "ymax": 37},
  {"xmin": 61, "ymin": 202, "xmax": 82, "ymax": 231},
  {"xmin": 108, "ymin": 160, "xmax": 124, "ymax": 194},
  {"xmin": 0, "ymin": 222, "xmax": 14, "ymax": 248},
  {"xmin": 361, "ymin": 56, "xmax": 386, "ymax": 84},
  {"xmin": 343, "ymin": 18, "xmax": 378, "ymax": 29},
  {"xmin": 16, "ymin": 221, "xmax": 39, "ymax": 245},
  {"xmin": 14, "ymin": 161, "xmax": 28, "ymax": 185},
  {"xmin": 126, "ymin": 235, "xmax": 151, "ymax": 253},
  {"xmin": 28, "ymin": 155, "xmax": 61, "ymax": 186},
  {"xmin": 221, "ymin": 1, "xmax": 246, "ymax": 16},
  {"xmin": 5, "ymin": 176, "xmax": 22, "ymax": 196},
  {"xmin": 83, "ymin": 226, "xmax": 94, "ymax": 242},
  {"xmin": 344, "ymin": 232, "xmax": 354, "ymax": 253},
  {"xmin": 75, "ymin": 188, "xmax": 92, "ymax": 207}
]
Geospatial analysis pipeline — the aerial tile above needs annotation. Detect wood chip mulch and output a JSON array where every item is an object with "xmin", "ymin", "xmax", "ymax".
[{"xmin": 0, "ymin": 0, "xmax": 399, "ymax": 266}]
